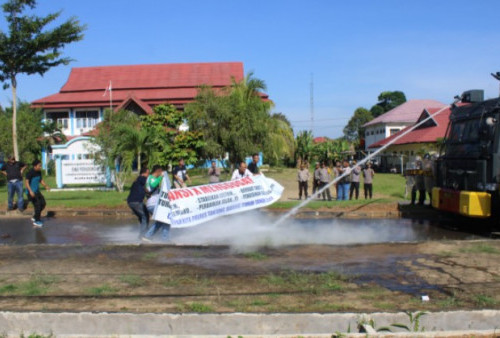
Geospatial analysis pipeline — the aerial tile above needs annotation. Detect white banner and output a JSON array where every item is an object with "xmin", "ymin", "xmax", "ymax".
[
  {"xmin": 61, "ymin": 160, "xmax": 107, "ymax": 185},
  {"xmin": 153, "ymin": 175, "xmax": 284, "ymax": 228}
]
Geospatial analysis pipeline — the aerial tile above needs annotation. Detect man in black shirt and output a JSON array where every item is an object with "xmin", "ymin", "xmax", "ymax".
[
  {"xmin": 1, "ymin": 155, "xmax": 26, "ymax": 211},
  {"xmin": 127, "ymin": 167, "xmax": 150, "ymax": 239},
  {"xmin": 247, "ymin": 153, "xmax": 260, "ymax": 175}
]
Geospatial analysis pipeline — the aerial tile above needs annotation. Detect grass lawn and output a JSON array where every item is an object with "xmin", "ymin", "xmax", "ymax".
[{"xmin": 0, "ymin": 167, "xmax": 407, "ymax": 210}]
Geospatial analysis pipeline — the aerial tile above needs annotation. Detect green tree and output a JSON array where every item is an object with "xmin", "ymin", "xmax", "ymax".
[
  {"xmin": 295, "ymin": 130, "xmax": 313, "ymax": 166},
  {"xmin": 115, "ymin": 124, "xmax": 153, "ymax": 174},
  {"xmin": 0, "ymin": 0, "xmax": 85, "ymax": 160},
  {"xmin": 141, "ymin": 104, "xmax": 205, "ymax": 167},
  {"xmin": 186, "ymin": 72, "xmax": 272, "ymax": 168},
  {"xmin": 0, "ymin": 101, "xmax": 44, "ymax": 164},
  {"xmin": 184, "ymin": 85, "xmax": 228, "ymax": 161},
  {"xmin": 91, "ymin": 109, "xmax": 140, "ymax": 192},
  {"xmin": 371, "ymin": 91, "xmax": 407, "ymax": 116},
  {"xmin": 264, "ymin": 113, "xmax": 295, "ymax": 166},
  {"xmin": 343, "ymin": 107, "xmax": 373, "ymax": 142},
  {"xmin": 312, "ymin": 139, "xmax": 351, "ymax": 165},
  {"xmin": 370, "ymin": 104, "xmax": 385, "ymax": 118}
]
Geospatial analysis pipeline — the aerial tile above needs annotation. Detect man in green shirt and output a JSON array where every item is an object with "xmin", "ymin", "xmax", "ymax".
[{"xmin": 144, "ymin": 165, "xmax": 171, "ymax": 241}]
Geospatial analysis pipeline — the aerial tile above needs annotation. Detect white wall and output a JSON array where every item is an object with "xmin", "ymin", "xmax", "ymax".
[{"xmin": 365, "ymin": 123, "xmax": 411, "ymax": 150}]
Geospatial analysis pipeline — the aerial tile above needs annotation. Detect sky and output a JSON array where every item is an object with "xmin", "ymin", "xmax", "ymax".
[{"xmin": 1, "ymin": 0, "xmax": 499, "ymax": 138}]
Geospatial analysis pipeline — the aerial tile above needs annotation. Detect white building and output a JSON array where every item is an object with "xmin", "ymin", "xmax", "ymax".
[{"xmin": 363, "ymin": 99, "xmax": 446, "ymax": 151}]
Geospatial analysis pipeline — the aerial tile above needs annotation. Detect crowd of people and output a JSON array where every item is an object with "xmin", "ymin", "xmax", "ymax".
[
  {"xmin": 2, "ymin": 150, "xmax": 379, "ymax": 238},
  {"xmin": 0, "ymin": 156, "xmax": 50, "ymax": 227},
  {"xmin": 126, "ymin": 153, "xmax": 262, "ymax": 241},
  {"xmin": 297, "ymin": 160, "xmax": 375, "ymax": 201}
]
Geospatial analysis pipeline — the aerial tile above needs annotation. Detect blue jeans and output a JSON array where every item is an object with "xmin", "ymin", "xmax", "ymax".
[
  {"xmin": 337, "ymin": 183, "xmax": 350, "ymax": 201},
  {"xmin": 128, "ymin": 202, "xmax": 149, "ymax": 237},
  {"xmin": 7, "ymin": 180, "xmax": 24, "ymax": 210},
  {"xmin": 145, "ymin": 205, "xmax": 170, "ymax": 240}
]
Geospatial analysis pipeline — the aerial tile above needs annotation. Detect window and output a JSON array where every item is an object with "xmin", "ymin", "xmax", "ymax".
[
  {"xmin": 46, "ymin": 111, "xmax": 69, "ymax": 130},
  {"xmin": 76, "ymin": 110, "xmax": 98, "ymax": 129},
  {"xmin": 389, "ymin": 128, "xmax": 400, "ymax": 136}
]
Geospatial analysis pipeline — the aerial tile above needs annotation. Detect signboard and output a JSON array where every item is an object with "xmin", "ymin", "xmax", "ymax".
[
  {"xmin": 61, "ymin": 160, "xmax": 107, "ymax": 185},
  {"xmin": 153, "ymin": 175, "xmax": 284, "ymax": 228}
]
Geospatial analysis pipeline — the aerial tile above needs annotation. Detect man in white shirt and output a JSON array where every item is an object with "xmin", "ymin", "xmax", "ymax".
[{"xmin": 231, "ymin": 162, "xmax": 253, "ymax": 180}]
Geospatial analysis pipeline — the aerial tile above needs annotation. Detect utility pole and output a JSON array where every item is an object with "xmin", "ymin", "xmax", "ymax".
[{"xmin": 310, "ymin": 73, "xmax": 314, "ymax": 135}]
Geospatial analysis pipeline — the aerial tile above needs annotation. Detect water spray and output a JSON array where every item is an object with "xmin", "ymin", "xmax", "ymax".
[{"xmin": 274, "ymin": 97, "xmax": 462, "ymax": 226}]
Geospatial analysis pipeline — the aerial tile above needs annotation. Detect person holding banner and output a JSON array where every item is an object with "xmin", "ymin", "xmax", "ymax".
[
  {"xmin": 247, "ymin": 153, "xmax": 260, "ymax": 175},
  {"xmin": 172, "ymin": 158, "xmax": 191, "ymax": 188},
  {"xmin": 127, "ymin": 167, "xmax": 150, "ymax": 238},
  {"xmin": 231, "ymin": 162, "xmax": 253, "ymax": 180},
  {"xmin": 144, "ymin": 165, "xmax": 171, "ymax": 241}
]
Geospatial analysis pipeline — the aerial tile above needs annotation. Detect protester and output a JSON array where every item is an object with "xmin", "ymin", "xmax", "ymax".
[
  {"xmin": 336, "ymin": 160, "xmax": 351, "ymax": 201},
  {"xmin": 411, "ymin": 160, "xmax": 426, "ymax": 205},
  {"xmin": 363, "ymin": 162, "xmax": 375, "ymax": 199},
  {"xmin": 144, "ymin": 165, "xmax": 171, "ymax": 241},
  {"xmin": 247, "ymin": 153, "xmax": 260, "ymax": 175},
  {"xmin": 24, "ymin": 160, "xmax": 50, "ymax": 228},
  {"xmin": 207, "ymin": 160, "xmax": 221, "ymax": 184},
  {"xmin": 231, "ymin": 162, "xmax": 253, "ymax": 180},
  {"xmin": 349, "ymin": 160, "xmax": 361, "ymax": 200},
  {"xmin": 297, "ymin": 163, "xmax": 310, "ymax": 200},
  {"xmin": 1, "ymin": 155, "xmax": 27, "ymax": 211},
  {"xmin": 127, "ymin": 167, "xmax": 150, "ymax": 239},
  {"xmin": 172, "ymin": 158, "xmax": 191, "ymax": 188},
  {"xmin": 318, "ymin": 162, "xmax": 332, "ymax": 201},
  {"xmin": 312, "ymin": 162, "xmax": 320, "ymax": 196}
]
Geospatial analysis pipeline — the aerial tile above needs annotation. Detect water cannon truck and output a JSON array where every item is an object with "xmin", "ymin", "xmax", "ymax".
[{"xmin": 432, "ymin": 89, "xmax": 500, "ymax": 219}]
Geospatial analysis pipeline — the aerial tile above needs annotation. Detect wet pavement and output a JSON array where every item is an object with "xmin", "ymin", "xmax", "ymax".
[{"xmin": 0, "ymin": 212, "xmax": 488, "ymax": 246}]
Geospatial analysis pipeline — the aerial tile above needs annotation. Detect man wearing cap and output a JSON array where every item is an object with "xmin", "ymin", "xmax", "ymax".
[{"xmin": 1, "ymin": 155, "xmax": 27, "ymax": 211}]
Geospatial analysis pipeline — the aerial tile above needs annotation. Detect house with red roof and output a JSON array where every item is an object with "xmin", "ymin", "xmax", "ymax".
[
  {"xmin": 33, "ymin": 62, "xmax": 247, "ymax": 137},
  {"xmin": 368, "ymin": 106, "xmax": 451, "ymax": 170},
  {"xmin": 31, "ymin": 62, "xmax": 255, "ymax": 170},
  {"xmin": 362, "ymin": 99, "xmax": 446, "ymax": 151}
]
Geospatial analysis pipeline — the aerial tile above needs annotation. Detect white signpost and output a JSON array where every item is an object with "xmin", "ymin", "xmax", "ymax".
[{"xmin": 61, "ymin": 160, "xmax": 108, "ymax": 185}]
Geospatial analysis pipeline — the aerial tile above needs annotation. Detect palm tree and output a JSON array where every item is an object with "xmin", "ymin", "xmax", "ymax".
[
  {"xmin": 295, "ymin": 130, "xmax": 313, "ymax": 166},
  {"xmin": 265, "ymin": 113, "xmax": 295, "ymax": 166},
  {"xmin": 115, "ymin": 125, "xmax": 154, "ymax": 173}
]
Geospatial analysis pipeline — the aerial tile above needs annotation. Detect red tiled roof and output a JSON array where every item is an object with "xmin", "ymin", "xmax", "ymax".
[
  {"xmin": 114, "ymin": 95, "xmax": 154, "ymax": 115},
  {"xmin": 61, "ymin": 62, "xmax": 244, "ymax": 92},
  {"xmin": 313, "ymin": 137, "xmax": 328, "ymax": 143},
  {"xmin": 368, "ymin": 107, "xmax": 451, "ymax": 148},
  {"xmin": 363, "ymin": 99, "xmax": 446, "ymax": 127},
  {"xmin": 32, "ymin": 62, "xmax": 266, "ymax": 109}
]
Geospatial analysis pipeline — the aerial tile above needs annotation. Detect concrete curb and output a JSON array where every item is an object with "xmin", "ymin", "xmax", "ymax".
[{"xmin": 0, "ymin": 310, "xmax": 499, "ymax": 337}]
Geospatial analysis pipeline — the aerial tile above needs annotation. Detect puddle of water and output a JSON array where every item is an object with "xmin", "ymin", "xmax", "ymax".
[{"xmin": 0, "ymin": 212, "xmax": 486, "ymax": 246}]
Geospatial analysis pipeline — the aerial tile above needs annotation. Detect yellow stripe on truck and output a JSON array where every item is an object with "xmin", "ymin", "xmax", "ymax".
[
  {"xmin": 459, "ymin": 191, "xmax": 491, "ymax": 218},
  {"xmin": 431, "ymin": 187, "xmax": 440, "ymax": 209}
]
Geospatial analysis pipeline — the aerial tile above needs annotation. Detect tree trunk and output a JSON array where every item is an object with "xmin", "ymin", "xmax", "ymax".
[
  {"xmin": 11, "ymin": 78, "xmax": 19, "ymax": 160},
  {"xmin": 137, "ymin": 153, "xmax": 141, "ymax": 173}
]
